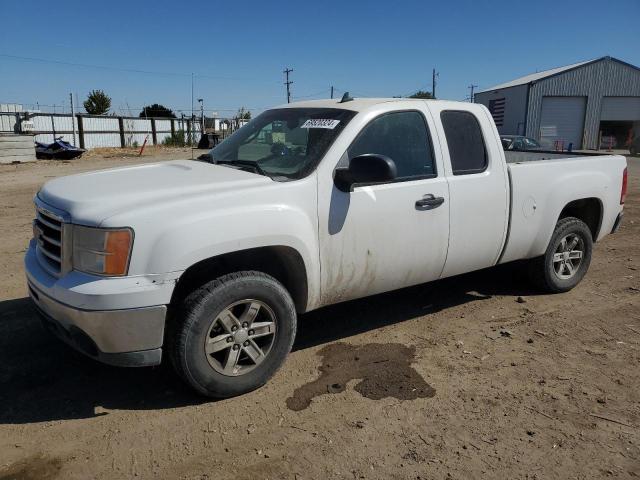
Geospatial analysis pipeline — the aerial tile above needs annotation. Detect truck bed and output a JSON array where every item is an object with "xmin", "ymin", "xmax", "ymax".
[
  {"xmin": 505, "ymin": 150, "xmax": 602, "ymax": 163},
  {"xmin": 499, "ymin": 152, "xmax": 626, "ymax": 265}
]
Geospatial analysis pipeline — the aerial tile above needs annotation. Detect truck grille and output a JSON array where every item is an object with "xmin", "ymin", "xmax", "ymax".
[{"xmin": 34, "ymin": 207, "xmax": 65, "ymax": 274}]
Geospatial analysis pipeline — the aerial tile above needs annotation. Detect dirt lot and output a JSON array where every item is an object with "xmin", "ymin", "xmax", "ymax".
[{"xmin": 0, "ymin": 149, "xmax": 638, "ymax": 479}]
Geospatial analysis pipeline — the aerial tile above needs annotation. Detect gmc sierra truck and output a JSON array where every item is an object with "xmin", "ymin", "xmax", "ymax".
[{"xmin": 25, "ymin": 97, "xmax": 627, "ymax": 397}]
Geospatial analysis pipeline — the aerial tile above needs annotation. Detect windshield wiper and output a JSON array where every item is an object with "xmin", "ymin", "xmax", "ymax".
[{"xmin": 214, "ymin": 159, "xmax": 269, "ymax": 177}]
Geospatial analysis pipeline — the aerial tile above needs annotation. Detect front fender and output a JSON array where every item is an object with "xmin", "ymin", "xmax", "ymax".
[
  {"xmin": 98, "ymin": 172, "xmax": 322, "ymax": 309},
  {"xmin": 141, "ymin": 204, "xmax": 320, "ymax": 309}
]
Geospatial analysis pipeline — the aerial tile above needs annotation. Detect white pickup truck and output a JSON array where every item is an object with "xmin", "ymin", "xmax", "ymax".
[{"xmin": 25, "ymin": 97, "xmax": 627, "ymax": 397}]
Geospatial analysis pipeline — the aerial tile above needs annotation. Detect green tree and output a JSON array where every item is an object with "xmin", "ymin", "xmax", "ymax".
[
  {"xmin": 237, "ymin": 107, "xmax": 251, "ymax": 120},
  {"xmin": 83, "ymin": 90, "xmax": 111, "ymax": 115},
  {"xmin": 408, "ymin": 90, "xmax": 434, "ymax": 99},
  {"xmin": 139, "ymin": 104, "xmax": 176, "ymax": 118}
]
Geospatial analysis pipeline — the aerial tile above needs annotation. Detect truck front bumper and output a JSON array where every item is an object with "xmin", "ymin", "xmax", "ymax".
[
  {"xmin": 29, "ymin": 282, "xmax": 166, "ymax": 367},
  {"xmin": 25, "ymin": 240, "xmax": 177, "ymax": 367}
]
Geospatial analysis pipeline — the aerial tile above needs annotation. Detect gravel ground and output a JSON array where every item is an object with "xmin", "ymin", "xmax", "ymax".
[{"xmin": 0, "ymin": 149, "xmax": 638, "ymax": 480}]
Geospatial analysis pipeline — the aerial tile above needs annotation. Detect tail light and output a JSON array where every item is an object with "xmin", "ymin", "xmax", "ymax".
[{"xmin": 621, "ymin": 167, "xmax": 627, "ymax": 205}]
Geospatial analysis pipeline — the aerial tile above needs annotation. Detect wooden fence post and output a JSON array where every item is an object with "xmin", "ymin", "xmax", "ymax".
[
  {"xmin": 118, "ymin": 117, "xmax": 125, "ymax": 148},
  {"xmin": 151, "ymin": 118, "xmax": 157, "ymax": 145},
  {"xmin": 77, "ymin": 115, "xmax": 85, "ymax": 149},
  {"xmin": 170, "ymin": 119, "xmax": 175, "ymax": 136}
]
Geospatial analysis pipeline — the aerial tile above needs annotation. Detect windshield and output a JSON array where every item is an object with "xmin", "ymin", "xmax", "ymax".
[
  {"xmin": 523, "ymin": 137, "xmax": 541, "ymax": 148},
  {"xmin": 210, "ymin": 108, "xmax": 356, "ymax": 180}
]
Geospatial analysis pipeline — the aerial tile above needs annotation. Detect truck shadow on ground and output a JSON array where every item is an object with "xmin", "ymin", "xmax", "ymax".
[{"xmin": 0, "ymin": 262, "xmax": 536, "ymax": 424}]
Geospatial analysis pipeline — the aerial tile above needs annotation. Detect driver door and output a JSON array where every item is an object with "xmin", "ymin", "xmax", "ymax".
[{"xmin": 317, "ymin": 106, "xmax": 450, "ymax": 305}]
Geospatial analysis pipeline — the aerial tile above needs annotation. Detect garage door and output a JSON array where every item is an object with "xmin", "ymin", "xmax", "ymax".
[
  {"xmin": 601, "ymin": 97, "xmax": 640, "ymax": 121},
  {"xmin": 539, "ymin": 96, "xmax": 587, "ymax": 149}
]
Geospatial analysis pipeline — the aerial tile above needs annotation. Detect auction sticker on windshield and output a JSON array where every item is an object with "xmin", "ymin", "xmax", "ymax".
[{"xmin": 301, "ymin": 119, "xmax": 340, "ymax": 129}]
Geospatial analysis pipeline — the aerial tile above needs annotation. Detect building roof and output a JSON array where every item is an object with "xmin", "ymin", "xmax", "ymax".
[
  {"xmin": 478, "ymin": 59, "xmax": 595, "ymax": 93},
  {"xmin": 479, "ymin": 57, "xmax": 640, "ymax": 94}
]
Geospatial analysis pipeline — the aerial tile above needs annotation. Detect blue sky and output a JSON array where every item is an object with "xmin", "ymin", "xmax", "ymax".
[{"xmin": 1, "ymin": 0, "xmax": 639, "ymax": 117}]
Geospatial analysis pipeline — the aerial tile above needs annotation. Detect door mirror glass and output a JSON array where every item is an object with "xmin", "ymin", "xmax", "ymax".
[
  {"xmin": 334, "ymin": 154, "xmax": 397, "ymax": 192},
  {"xmin": 197, "ymin": 152, "xmax": 214, "ymax": 162}
]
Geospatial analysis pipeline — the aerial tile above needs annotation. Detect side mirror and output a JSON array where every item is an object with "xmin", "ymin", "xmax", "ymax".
[
  {"xmin": 334, "ymin": 154, "xmax": 397, "ymax": 192},
  {"xmin": 197, "ymin": 152, "xmax": 213, "ymax": 162}
]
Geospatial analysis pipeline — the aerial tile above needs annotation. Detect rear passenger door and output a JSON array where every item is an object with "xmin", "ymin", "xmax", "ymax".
[{"xmin": 429, "ymin": 106, "xmax": 510, "ymax": 278}]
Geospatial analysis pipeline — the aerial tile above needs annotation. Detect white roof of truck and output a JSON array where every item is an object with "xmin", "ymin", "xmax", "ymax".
[
  {"xmin": 277, "ymin": 98, "xmax": 405, "ymax": 111},
  {"xmin": 277, "ymin": 97, "xmax": 472, "ymax": 112}
]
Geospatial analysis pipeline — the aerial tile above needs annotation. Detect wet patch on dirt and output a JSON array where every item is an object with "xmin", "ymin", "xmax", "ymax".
[
  {"xmin": 286, "ymin": 342, "xmax": 435, "ymax": 411},
  {"xmin": 0, "ymin": 455, "xmax": 62, "ymax": 480}
]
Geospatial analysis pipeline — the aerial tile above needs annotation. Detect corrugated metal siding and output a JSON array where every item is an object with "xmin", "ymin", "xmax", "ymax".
[
  {"xmin": 83, "ymin": 133, "xmax": 122, "ymax": 149},
  {"xmin": 52, "ymin": 115, "xmax": 78, "ymax": 132},
  {"xmin": 30, "ymin": 114, "xmax": 79, "ymax": 145},
  {"xmin": 474, "ymin": 84, "xmax": 529, "ymax": 135},
  {"xmin": 156, "ymin": 132, "xmax": 172, "ymax": 143},
  {"xmin": 83, "ymin": 117, "xmax": 119, "ymax": 132},
  {"xmin": 35, "ymin": 135, "xmax": 76, "ymax": 145},
  {"xmin": 127, "ymin": 119, "xmax": 151, "ymax": 132},
  {"xmin": 155, "ymin": 119, "xmax": 172, "ymax": 131},
  {"xmin": 527, "ymin": 58, "xmax": 640, "ymax": 148},
  {"xmin": 600, "ymin": 97, "xmax": 640, "ymax": 121},
  {"xmin": 0, "ymin": 104, "xmax": 23, "ymax": 113},
  {"xmin": 32, "ymin": 115, "xmax": 54, "ymax": 132},
  {"xmin": 5, "ymin": 113, "xmax": 200, "ymax": 148},
  {"xmin": 0, "ymin": 113, "xmax": 18, "ymax": 133}
]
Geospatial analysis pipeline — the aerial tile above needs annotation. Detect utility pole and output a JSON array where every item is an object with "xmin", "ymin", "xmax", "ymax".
[
  {"xmin": 330, "ymin": 86, "xmax": 334, "ymax": 99},
  {"xmin": 432, "ymin": 68, "xmax": 439, "ymax": 99},
  {"xmin": 468, "ymin": 84, "xmax": 478, "ymax": 102},
  {"xmin": 283, "ymin": 68, "xmax": 293, "ymax": 103},
  {"xmin": 69, "ymin": 93, "xmax": 76, "ymax": 146},
  {"xmin": 198, "ymin": 98, "xmax": 204, "ymax": 135},
  {"xmin": 190, "ymin": 72, "xmax": 194, "ymax": 158}
]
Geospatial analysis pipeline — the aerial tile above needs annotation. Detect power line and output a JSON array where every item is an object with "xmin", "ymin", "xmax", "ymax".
[
  {"xmin": 10, "ymin": 101, "xmax": 272, "ymax": 115},
  {"xmin": 0, "ymin": 53, "xmax": 281, "ymax": 85},
  {"xmin": 283, "ymin": 68, "xmax": 293, "ymax": 103}
]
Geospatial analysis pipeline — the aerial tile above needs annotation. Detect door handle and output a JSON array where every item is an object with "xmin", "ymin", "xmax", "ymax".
[{"xmin": 415, "ymin": 194, "xmax": 445, "ymax": 210}]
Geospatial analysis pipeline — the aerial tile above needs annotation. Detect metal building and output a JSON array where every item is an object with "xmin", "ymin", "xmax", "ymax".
[{"xmin": 474, "ymin": 56, "xmax": 640, "ymax": 150}]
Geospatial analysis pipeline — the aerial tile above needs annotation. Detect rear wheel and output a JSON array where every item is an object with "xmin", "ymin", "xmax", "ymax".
[
  {"xmin": 168, "ymin": 271, "xmax": 296, "ymax": 398},
  {"xmin": 528, "ymin": 217, "xmax": 593, "ymax": 293}
]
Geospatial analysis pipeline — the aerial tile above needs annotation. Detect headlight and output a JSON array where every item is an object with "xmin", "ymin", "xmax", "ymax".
[{"xmin": 72, "ymin": 226, "xmax": 133, "ymax": 276}]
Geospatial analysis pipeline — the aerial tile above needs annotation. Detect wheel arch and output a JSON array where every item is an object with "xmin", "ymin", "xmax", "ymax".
[
  {"xmin": 557, "ymin": 197, "xmax": 603, "ymax": 240},
  {"xmin": 170, "ymin": 246, "xmax": 309, "ymax": 313}
]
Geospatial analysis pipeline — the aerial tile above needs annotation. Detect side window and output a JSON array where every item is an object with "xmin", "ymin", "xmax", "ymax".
[
  {"xmin": 348, "ymin": 111, "xmax": 436, "ymax": 179},
  {"xmin": 440, "ymin": 111, "xmax": 488, "ymax": 175}
]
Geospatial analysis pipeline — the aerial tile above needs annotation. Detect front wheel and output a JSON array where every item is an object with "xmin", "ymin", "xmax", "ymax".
[
  {"xmin": 528, "ymin": 217, "xmax": 593, "ymax": 293},
  {"xmin": 168, "ymin": 271, "xmax": 297, "ymax": 398}
]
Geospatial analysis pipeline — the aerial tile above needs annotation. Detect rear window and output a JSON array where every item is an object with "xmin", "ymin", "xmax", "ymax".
[{"xmin": 441, "ymin": 110, "xmax": 488, "ymax": 175}]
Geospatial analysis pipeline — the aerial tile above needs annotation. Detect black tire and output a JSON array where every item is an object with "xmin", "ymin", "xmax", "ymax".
[
  {"xmin": 528, "ymin": 217, "xmax": 593, "ymax": 293},
  {"xmin": 168, "ymin": 271, "xmax": 296, "ymax": 398}
]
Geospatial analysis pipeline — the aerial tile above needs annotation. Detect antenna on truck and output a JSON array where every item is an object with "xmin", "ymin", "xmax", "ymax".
[{"xmin": 339, "ymin": 92, "xmax": 353, "ymax": 103}]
